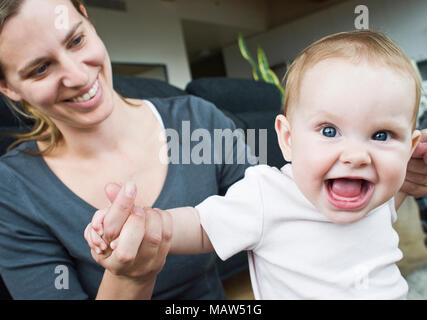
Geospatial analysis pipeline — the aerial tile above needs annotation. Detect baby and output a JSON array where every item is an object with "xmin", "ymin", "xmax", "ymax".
[{"xmin": 88, "ymin": 31, "xmax": 422, "ymax": 299}]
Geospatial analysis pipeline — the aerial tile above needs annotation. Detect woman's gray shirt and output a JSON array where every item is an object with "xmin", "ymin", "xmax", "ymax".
[{"xmin": 0, "ymin": 95, "xmax": 254, "ymax": 299}]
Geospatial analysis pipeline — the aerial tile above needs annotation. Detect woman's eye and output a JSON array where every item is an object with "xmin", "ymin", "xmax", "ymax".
[
  {"xmin": 31, "ymin": 64, "xmax": 48, "ymax": 77},
  {"xmin": 372, "ymin": 131, "xmax": 390, "ymax": 141},
  {"xmin": 321, "ymin": 126, "xmax": 337, "ymax": 138},
  {"xmin": 70, "ymin": 35, "xmax": 84, "ymax": 47}
]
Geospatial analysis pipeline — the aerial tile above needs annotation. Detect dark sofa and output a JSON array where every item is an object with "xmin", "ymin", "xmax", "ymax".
[{"xmin": 0, "ymin": 75, "xmax": 284, "ymax": 299}]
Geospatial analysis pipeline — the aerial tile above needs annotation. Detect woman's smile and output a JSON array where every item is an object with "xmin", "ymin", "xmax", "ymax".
[{"xmin": 63, "ymin": 74, "xmax": 103, "ymax": 110}]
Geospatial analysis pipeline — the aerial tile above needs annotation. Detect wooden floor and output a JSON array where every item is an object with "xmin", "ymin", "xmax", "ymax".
[{"xmin": 222, "ymin": 269, "xmax": 254, "ymax": 300}]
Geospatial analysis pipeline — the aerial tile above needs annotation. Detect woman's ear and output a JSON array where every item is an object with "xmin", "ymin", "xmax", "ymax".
[
  {"xmin": 275, "ymin": 114, "xmax": 292, "ymax": 162},
  {"xmin": 0, "ymin": 80, "xmax": 22, "ymax": 102},
  {"xmin": 79, "ymin": 4, "xmax": 89, "ymax": 18}
]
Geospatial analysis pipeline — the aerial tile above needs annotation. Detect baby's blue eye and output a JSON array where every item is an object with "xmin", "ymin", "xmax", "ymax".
[
  {"xmin": 321, "ymin": 127, "xmax": 337, "ymax": 137},
  {"xmin": 372, "ymin": 131, "xmax": 390, "ymax": 141}
]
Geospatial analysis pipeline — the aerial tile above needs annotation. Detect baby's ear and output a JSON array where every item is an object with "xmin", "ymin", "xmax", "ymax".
[
  {"xmin": 275, "ymin": 114, "xmax": 292, "ymax": 161},
  {"xmin": 410, "ymin": 129, "xmax": 422, "ymax": 155}
]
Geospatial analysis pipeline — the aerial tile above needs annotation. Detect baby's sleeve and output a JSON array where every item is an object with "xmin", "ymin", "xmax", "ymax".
[{"xmin": 196, "ymin": 166, "xmax": 264, "ymax": 261}]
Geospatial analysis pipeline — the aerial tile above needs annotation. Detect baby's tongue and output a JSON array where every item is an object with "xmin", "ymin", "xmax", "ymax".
[{"xmin": 331, "ymin": 178, "xmax": 363, "ymax": 197}]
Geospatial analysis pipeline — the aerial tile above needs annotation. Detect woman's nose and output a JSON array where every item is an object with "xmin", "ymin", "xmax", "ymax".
[
  {"xmin": 60, "ymin": 54, "xmax": 89, "ymax": 88},
  {"xmin": 339, "ymin": 146, "xmax": 372, "ymax": 168}
]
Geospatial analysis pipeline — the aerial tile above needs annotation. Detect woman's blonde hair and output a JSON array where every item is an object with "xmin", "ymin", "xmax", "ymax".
[
  {"xmin": 282, "ymin": 30, "xmax": 422, "ymax": 129},
  {"xmin": 0, "ymin": 0, "xmax": 137, "ymax": 155}
]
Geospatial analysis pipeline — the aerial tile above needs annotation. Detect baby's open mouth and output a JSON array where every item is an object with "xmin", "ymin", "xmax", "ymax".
[{"xmin": 325, "ymin": 178, "xmax": 374, "ymax": 210}]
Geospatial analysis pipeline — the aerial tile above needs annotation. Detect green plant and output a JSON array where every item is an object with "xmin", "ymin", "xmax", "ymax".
[{"xmin": 238, "ymin": 33, "xmax": 285, "ymax": 105}]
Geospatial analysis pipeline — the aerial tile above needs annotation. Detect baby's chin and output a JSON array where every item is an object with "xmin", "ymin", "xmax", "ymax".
[{"xmin": 320, "ymin": 207, "xmax": 370, "ymax": 224}]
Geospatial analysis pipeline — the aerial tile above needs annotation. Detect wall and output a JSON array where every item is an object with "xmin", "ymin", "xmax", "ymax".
[
  {"xmin": 87, "ymin": 1, "xmax": 190, "ymax": 89},
  {"xmin": 86, "ymin": 0, "xmax": 268, "ymax": 89},
  {"xmin": 223, "ymin": 0, "xmax": 427, "ymax": 79}
]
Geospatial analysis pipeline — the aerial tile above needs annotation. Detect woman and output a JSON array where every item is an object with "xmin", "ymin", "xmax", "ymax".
[
  {"xmin": 0, "ymin": 0, "xmax": 251, "ymax": 299},
  {"xmin": 0, "ymin": 0, "xmax": 427, "ymax": 300}
]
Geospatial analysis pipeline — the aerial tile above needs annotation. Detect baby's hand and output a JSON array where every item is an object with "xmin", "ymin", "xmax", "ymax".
[
  {"xmin": 84, "ymin": 181, "xmax": 138, "ymax": 255},
  {"xmin": 84, "ymin": 208, "xmax": 110, "ymax": 255}
]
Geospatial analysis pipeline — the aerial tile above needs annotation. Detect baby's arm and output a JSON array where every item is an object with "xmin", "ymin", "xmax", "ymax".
[
  {"xmin": 87, "ymin": 206, "xmax": 214, "ymax": 256},
  {"xmin": 167, "ymin": 207, "xmax": 214, "ymax": 254},
  {"xmin": 87, "ymin": 167, "xmax": 263, "ymax": 258}
]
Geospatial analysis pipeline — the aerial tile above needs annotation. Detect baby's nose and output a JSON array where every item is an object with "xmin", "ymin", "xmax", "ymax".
[{"xmin": 339, "ymin": 147, "xmax": 372, "ymax": 168}]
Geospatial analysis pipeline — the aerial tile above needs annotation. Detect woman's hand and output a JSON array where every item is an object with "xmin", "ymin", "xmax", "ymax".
[
  {"xmin": 84, "ymin": 182, "xmax": 172, "ymax": 282},
  {"xmin": 400, "ymin": 129, "xmax": 427, "ymax": 198}
]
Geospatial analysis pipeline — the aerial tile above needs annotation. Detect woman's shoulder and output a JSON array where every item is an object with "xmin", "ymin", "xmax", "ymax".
[
  {"xmin": 0, "ymin": 141, "xmax": 40, "ymax": 178},
  {"xmin": 1, "ymin": 140, "xmax": 37, "ymax": 161},
  {"xmin": 148, "ymin": 95, "xmax": 234, "ymax": 130}
]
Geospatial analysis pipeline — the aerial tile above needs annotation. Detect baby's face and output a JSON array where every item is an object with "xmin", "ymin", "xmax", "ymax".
[{"xmin": 276, "ymin": 58, "xmax": 420, "ymax": 223}]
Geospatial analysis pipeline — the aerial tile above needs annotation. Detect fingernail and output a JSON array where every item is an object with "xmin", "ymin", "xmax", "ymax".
[
  {"xmin": 97, "ymin": 229, "xmax": 103, "ymax": 237},
  {"xmin": 125, "ymin": 181, "xmax": 136, "ymax": 198},
  {"xmin": 95, "ymin": 247, "xmax": 101, "ymax": 254},
  {"xmin": 110, "ymin": 240, "xmax": 117, "ymax": 250},
  {"xmin": 135, "ymin": 207, "xmax": 144, "ymax": 217},
  {"xmin": 100, "ymin": 242, "xmax": 107, "ymax": 250}
]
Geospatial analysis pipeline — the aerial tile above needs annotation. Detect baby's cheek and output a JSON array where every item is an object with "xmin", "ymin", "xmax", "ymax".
[{"xmin": 378, "ymin": 157, "xmax": 407, "ymax": 195}]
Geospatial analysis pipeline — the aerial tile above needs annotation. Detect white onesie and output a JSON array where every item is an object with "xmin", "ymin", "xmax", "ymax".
[{"xmin": 197, "ymin": 164, "xmax": 408, "ymax": 299}]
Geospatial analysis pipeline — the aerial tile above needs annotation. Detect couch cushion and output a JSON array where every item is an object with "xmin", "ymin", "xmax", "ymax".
[
  {"xmin": 186, "ymin": 77, "xmax": 282, "ymax": 114},
  {"xmin": 113, "ymin": 74, "xmax": 186, "ymax": 99},
  {"xmin": 236, "ymin": 110, "xmax": 286, "ymax": 169},
  {"xmin": 186, "ymin": 78, "xmax": 285, "ymax": 169},
  {"xmin": 0, "ymin": 98, "xmax": 33, "ymax": 127}
]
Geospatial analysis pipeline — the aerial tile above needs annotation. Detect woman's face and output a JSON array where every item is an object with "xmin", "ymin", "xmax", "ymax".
[{"xmin": 0, "ymin": 0, "xmax": 115, "ymax": 129}]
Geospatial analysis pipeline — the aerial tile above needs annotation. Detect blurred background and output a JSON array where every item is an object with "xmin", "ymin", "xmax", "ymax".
[{"xmin": 85, "ymin": 0, "xmax": 427, "ymax": 90}]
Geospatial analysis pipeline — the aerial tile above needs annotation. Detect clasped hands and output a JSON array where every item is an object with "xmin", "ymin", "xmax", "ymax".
[{"xmin": 84, "ymin": 181, "xmax": 172, "ymax": 282}]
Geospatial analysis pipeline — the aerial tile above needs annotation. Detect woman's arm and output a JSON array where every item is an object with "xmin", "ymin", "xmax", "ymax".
[
  {"xmin": 94, "ymin": 207, "xmax": 212, "ymax": 299},
  {"xmin": 396, "ymin": 129, "xmax": 427, "ymax": 210},
  {"xmin": 85, "ymin": 182, "xmax": 216, "ymax": 299},
  {"xmin": 96, "ymin": 270, "xmax": 156, "ymax": 300},
  {"xmin": 84, "ymin": 183, "xmax": 172, "ymax": 300},
  {"xmin": 394, "ymin": 191, "xmax": 407, "ymax": 210}
]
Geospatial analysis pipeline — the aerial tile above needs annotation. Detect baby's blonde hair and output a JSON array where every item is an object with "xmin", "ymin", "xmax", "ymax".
[{"xmin": 282, "ymin": 30, "xmax": 421, "ymax": 129}]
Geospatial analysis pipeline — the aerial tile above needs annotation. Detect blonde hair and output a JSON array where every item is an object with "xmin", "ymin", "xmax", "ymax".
[
  {"xmin": 282, "ymin": 30, "xmax": 421, "ymax": 129},
  {"xmin": 0, "ymin": 0, "xmax": 137, "ymax": 155}
]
